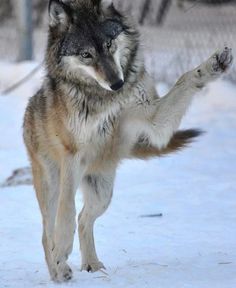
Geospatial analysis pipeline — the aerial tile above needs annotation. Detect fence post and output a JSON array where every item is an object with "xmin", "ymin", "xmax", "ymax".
[{"xmin": 16, "ymin": 0, "xmax": 33, "ymax": 61}]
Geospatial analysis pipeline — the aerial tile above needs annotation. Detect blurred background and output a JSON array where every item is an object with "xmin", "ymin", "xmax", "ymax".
[
  {"xmin": 0, "ymin": 0, "xmax": 236, "ymax": 84},
  {"xmin": 0, "ymin": 2, "xmax": 236, "ymax": 287}
]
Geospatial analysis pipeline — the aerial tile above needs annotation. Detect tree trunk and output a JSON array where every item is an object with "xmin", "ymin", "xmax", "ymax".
[
  {"xmin": 0, "ymin": 0, "xmax": 12, "ymax": 23},
  {"xmin": 156, "ymin": 0, "xmax": 172, "ymax": 25},
  {"xmin": 139, "ymin": 0, "xmax": 152, "ymax": 25}
]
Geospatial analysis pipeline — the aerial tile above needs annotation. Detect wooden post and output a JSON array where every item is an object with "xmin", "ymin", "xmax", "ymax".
[{"xmin": 16, "ymin": 0, "xmax": 33, "ymax": 61}]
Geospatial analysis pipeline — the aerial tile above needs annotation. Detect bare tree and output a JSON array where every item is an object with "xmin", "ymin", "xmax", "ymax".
[
  {"xmin": 33, "ymin": 1, "xmax": 47, "ymax": 27},
  {"xmin": 139, "ymin": 0, "xmax": 152, "ymax": 25},
  {"xmin": 156, "ymin": 0, "xmax": 172, "ymax": 25},
  {"xmin": 0, "ymin": 0, "xmax": 12, "ymax": 23}
]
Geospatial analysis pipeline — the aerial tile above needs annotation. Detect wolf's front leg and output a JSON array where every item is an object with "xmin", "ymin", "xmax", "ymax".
[
  {"xmin": 51, "ymin": 155, "xmax": 80, "ymax": 282},
  {"xmin": 149, "ymin": 47, "xmax": 233, "ymax": 149},
  {"xmin": 78, "ymin": 171, "xmax": 115, "ymax": 272}
]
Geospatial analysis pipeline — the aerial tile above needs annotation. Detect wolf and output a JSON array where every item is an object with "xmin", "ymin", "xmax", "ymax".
[{"xmin": 23, "ymin": 0, "xmax": 233, "ymax": 282}]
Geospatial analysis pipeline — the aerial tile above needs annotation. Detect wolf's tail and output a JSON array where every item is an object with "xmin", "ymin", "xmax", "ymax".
[{"xmin": 131, "ymin": 129, "xmax": 204, "ymax": 160}]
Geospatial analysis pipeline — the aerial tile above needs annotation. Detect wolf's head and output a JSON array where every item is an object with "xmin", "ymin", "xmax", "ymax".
[{"xmin": 46, "ymin": 0, "xmax": 140, "ymax": 92}]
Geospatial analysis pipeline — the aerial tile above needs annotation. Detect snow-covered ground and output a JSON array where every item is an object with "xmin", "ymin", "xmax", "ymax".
[{"xmin": 0, "ymin": 62, "xmax": 236, "ymax": 288}]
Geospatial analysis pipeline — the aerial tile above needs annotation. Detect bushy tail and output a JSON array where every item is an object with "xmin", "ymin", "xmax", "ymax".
[{"xmin": 131, "ymin": 129, "xmax": 204, "ymax": 160}]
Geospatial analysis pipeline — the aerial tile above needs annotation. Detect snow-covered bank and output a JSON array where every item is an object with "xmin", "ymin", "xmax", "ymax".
[{"xmin": 0, "ymin": 62, "xmax": 236, "ymax": 288}]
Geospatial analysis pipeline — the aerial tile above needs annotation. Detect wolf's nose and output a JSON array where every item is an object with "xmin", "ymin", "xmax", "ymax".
[{"xmin": 110, "ymin": 80, "xmax": 124, "ymax": 91}]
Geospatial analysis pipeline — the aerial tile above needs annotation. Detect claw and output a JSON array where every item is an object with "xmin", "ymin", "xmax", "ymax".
[
  {"xmin": 81, "ymin": 261, "xmax": 106, "ymax": 273},
  {"xmin": 212, "ymin": 47, "xmax": 233, "ymax": 73},
  {"xmin": 64, "ymin": 271, "xmax": 72, "ymax": 281}
]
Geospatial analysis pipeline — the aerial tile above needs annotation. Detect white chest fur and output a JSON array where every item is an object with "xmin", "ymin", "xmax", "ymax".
[{"xmin": 67, "ymin": 102, "xmax": 121, "ymax": 149}]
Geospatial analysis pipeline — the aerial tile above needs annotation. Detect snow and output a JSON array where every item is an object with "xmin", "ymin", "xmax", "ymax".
[
  {"xmin": 0, "ymin": 61, "xmax": 43, "ymax": 183},
  {"xmin": 0, "ymin": 62, "xmax": 236, "ymax": 288}
]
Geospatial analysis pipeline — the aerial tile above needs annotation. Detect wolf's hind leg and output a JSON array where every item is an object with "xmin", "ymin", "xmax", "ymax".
[
  {"xmin": 31, "ymin": 157, "xmax": 60, "ymax": 281},
  {"xmin": 79, "ymin": 171, "xmax": 115, "ymax": 272}
]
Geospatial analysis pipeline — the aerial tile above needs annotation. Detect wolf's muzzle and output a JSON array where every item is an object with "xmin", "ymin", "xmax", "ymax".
[{"xmin": 110, "ymin": 80, "xmax": 124, "ymax": 91}]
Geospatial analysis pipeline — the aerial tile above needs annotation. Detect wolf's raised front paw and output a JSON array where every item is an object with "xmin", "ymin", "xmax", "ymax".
[
  {"xmin": 211, "ymin": 47, "xmax": 233, "ymax": 74},
  {"xmin": 81, "ymin": 261, "xmax": 106, "ymax": 273},
  {"xmin": 189, "ymin": 47, "xmax": 233, "ymax": 88}
]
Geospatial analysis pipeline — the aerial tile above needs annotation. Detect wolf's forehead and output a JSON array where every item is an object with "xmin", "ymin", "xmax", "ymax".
[
  {"xmin": 71, "ymin": 22, "xmax": 108, "ymax": 45},
  {"xmin": 71, "ymin": 18, "xmax": 122, "ymax": 42},
  {"xmin": 60, "ymin": 24, "xmax": 107, "ymax": 56}
]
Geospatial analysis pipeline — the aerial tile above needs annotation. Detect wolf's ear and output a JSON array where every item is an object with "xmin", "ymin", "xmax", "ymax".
[
  {"xmin": 100, "ymin": 0, "xmax": 113, "ymax": 9},
  {"xmin": 49, "ymin": 0, "xmax": 70, "ymax": 27},
  {"xmin": 92, "ymin": 0, "xmax": 113, "ymax": 11}
]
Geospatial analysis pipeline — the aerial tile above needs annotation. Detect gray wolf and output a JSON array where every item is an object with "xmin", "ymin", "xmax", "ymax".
[{"xmin": 23, "ymin": 0, "xmax": 233, "ymax": 282}]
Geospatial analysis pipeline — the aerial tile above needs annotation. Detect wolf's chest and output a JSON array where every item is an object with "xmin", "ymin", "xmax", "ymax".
[{"xmin": 67, "ymin": 106, "xmax": 119, "ymax": 149}]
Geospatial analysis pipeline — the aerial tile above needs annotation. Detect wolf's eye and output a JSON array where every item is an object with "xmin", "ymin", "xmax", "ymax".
[
  {"xmin": 106, "ymin": 40, "xmax": 112, "ymax": 49},
  {"xmin": 81, "ymin": 52, "xmax": 92, "ymax": 59}
]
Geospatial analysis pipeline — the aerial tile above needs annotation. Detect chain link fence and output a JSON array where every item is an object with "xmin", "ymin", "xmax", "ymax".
[
  {"xmin": 140, "ymin": 0, "xmax": 236, "ymax": 84},
  {"xmin": 0, "ymin": 0, "xmax": 235, "ymax": 84}
]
